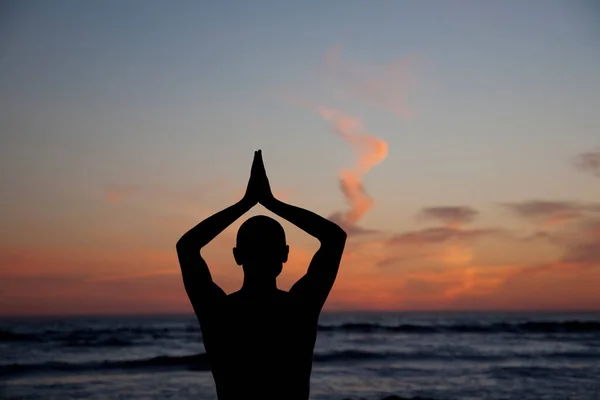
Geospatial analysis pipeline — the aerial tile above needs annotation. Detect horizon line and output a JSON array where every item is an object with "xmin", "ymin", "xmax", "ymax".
[{"xmin": 2, "ymin": 309, "xmax": 600, "ymax": 318}]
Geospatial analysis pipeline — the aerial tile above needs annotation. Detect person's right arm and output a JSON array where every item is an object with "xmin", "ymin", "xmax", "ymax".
[{"xmin": 176, "ymin": 197, "xmax": 254, "ymax": 307}]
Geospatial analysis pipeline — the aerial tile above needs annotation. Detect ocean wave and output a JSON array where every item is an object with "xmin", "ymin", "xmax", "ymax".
[
  {"xmin": 314, "ymin": 347, "xmax": 600, "ymax": 363},
  {"xmin": 317, "ymin": 321, "xmax": 600, "ymax": 334},
  {"xmin": 0, "ymin": 350, "xmax": 449, "ymax": 377},
  {"xmin": 0, "ymin": 353, "xmax": 211, "ymax": 376},
  {"xmin": 313, "ymin": 350, "xmax": 394, "ymax": 362},
  {"xmin": 311, "ymin": 349, "xmax": 500, "ymax": 363},
  {"xmin": 62, "ymin": 337, "xmax": 136, "ymax": 347},
  {"xmin": 0, "ymin": 326, "xmax": 200, "ymax": 346},
  {"xmin": 0, "ymin": 329, "xmax": 37, "ymax": 341},
  {"xmin": 1, "ymin": 320, "xmax": 599, "ymax": 347},
  {"xmin": 4, "ymin": 346, "xmax": 599, "ymax": 377}
]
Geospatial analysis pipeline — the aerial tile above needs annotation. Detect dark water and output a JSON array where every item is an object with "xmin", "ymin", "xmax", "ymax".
[{"xmin": 1, "ymin": 312, "xmax": 600, "ymax": 400}]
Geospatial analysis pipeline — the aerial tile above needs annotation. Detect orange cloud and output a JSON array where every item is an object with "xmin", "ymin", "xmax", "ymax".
[
  {"xmin": 0, "ymin": 244, "xmax": 178, "ymax": 280},
  {"xmin": 318, "ymin": 108, "xmax": 388, "ymax": 173},
  {"xmin": 8, "ymin": 163, "xmax": 600, "ymax": 317},
  {"xmin": 373, "ymin": 198, "xmax": 600, "ymax": 308},
  {"xmin": 469, "ymin": 261, "xmax": 600, "ymax": 311},
  {"xmin": 0, "ymin": 238, "xmax": 244, "ymax": 316},
  {"xmin": 435, "ymin": 245, "xmax": 473, "ymax": 266},
  {"xmin": 318, "ymin": 107, "xmax": 388, "ymax": 233}
]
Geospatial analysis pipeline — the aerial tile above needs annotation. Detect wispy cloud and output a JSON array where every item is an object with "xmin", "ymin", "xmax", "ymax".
[
  {"xmin": 387, "ymin": 227, "xmax": 499, "ymax": 247},
  {"xmin": 318, "ymin": 107, "xmax": 388, "ymax": 235},
  {"xmin": 324, "ymin": 45, "xmax": 416, "ymax": 118},
  {"xmin": 417, "ymin": 206, "xmax": 479, "ymax": 228},
  {"xmin": 503, "ymin": 200, "xmax": 600, "ymax": 228},
  {"xmin": 328, "ymin": 212, "xmax": 380, "ymax": 236},
  {"xmin": 557, "ymin": 218, "xmax": 600, "ymax": 266},
  {"xmin": 574, "ymin": 151, "xmax": 600, "ymax": 177},
  {"xmin": 497, "ymin": 213, "xmax": 600, "ymax": 289},
  {"xmin": 287, "ymin": 47, "xmax": 415, "ymax": 236},
  {"xmin": 563, "ymin": 242, "xmax": 600, "ymax": 265}
]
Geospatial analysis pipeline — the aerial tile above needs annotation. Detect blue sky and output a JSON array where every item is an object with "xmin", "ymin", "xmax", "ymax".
[
  {"xmin": 2, "ymin": 2, "xmax": 598, "ymax": 219},
  {"xmin": 1, "ymin": 0, "xmax": 600, "ymax": 313}
]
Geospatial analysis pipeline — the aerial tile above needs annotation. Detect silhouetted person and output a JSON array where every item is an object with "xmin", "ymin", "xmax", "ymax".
[{"xmin": 177, "ymin": 150, "xmax": 347, "ymax": 400}]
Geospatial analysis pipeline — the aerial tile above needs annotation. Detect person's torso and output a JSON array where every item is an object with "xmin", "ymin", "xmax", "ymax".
[{"xmin": 201, "ymin": 290, "xmax": 319, "ymax": 400}]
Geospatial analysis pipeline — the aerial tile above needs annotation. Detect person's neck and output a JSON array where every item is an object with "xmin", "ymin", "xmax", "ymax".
[{"xmin": 241, "ymin": 276, "xmax": 277, "ymax": 295}]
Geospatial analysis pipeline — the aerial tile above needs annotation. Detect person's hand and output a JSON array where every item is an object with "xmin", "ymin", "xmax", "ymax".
[
  {"xmin": 242, "ymin": 151, "xmax": 261, "ymax": 206},
  {"xmin": 254, "ymin": 150, "xmax": 275, "ymax": 205}
]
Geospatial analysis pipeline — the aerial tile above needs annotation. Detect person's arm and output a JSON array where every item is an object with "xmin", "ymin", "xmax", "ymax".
[
  {"xmin": 266, "ymin": 198, "xmax": 346, "ymax": 308},
  {"xmin": 176, "ymin": 151, "xmax": 260, "ymax": 313},
  {"xmin": 177, "ymin": 198, "xmax": 254, "ymax": 295},
  {"xmin": 263, "ymin": 197, "xmax": 347, "ymax": 246},
  {"xmin": 254, "ymin": 151, "xmax": 347, "ymax": 308}
]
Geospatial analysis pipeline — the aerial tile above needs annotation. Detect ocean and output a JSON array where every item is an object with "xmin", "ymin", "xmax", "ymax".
[{"xmin": 1, "ymin": 312, "xmax": 599, "ymax": 400}]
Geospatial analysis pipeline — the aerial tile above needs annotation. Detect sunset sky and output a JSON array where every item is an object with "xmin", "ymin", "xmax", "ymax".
[{"xmin": 1, "ymin": 1, "xmax": 600, "ymax": 315}]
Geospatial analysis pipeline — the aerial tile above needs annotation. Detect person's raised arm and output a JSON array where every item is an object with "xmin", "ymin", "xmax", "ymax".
[
  {"xmin": 176, "ymin": 151, "xmax": 261, "ymax": 311},
  {"xmin": 253, "ymin": 150, "xmax": 347, "ymax": 308}
]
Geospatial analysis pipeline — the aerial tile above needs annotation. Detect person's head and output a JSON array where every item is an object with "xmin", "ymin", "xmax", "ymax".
[{"xmin": 233, "ymin": 215, "xmax": 289, "ymax": 280}]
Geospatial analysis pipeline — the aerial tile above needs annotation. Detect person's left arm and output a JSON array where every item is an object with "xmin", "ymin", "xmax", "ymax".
[{"xmin": 177, "ymin": 151, "xmax": 261, "ymax": 315}]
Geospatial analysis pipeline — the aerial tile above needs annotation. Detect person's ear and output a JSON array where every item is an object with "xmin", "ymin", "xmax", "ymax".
[
  {"xmin": 233, "ymin": 247, "xmax": 243, "ymax": 266},
  {"xmin": 281, "ymin": 245, "xmax": 289, "ymax": 263}
]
